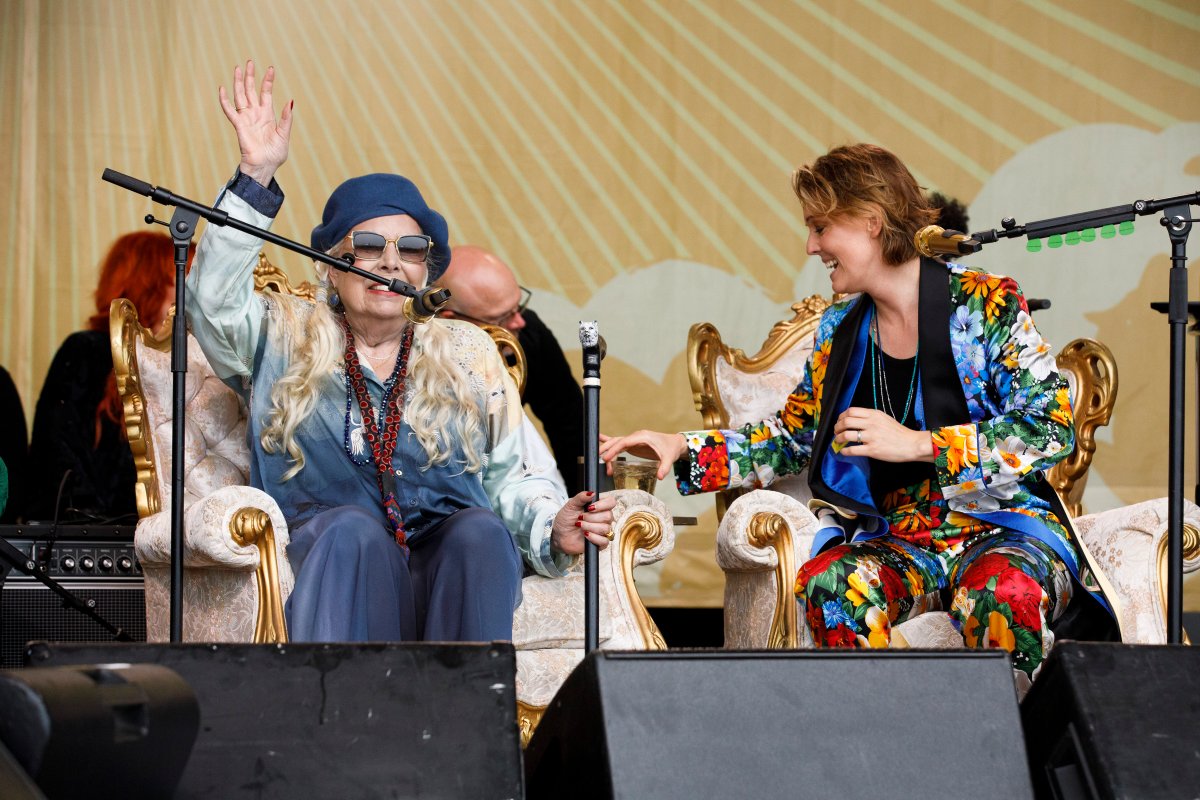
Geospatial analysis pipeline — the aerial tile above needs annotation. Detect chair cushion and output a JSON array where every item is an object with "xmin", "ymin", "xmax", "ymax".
[
  {"xmin": 514, "ymin": 570, "xmax": 620, "ymax": 649},
  {"xmin": 142, "ymin": 564, "xmax": 261, "ymax": 642},
  {"xmin": 716, "ymin": 339, "xmax": 813, "ymax": 428},
  {"xmin": 516, "ymin": 649, "xmax": 586, "ymax": 709},
  {"xmin": 139, "ymin": 334, "xmax": 250, "ymax": 510},
  {"xmin": 717, "ymin": 340, "xmax": 814, "ymax": 504},
  {"xmin": 1073, "ymin": 497, "xmax": 1200, "ymax": 645}
]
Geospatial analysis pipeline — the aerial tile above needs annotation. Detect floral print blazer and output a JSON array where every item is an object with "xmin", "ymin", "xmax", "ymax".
[{"xmin": 676, "ymin": 258, "xmax": 1118, "ymax": 634}]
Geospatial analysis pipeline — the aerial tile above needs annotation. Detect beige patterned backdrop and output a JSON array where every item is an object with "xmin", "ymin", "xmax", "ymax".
[{"xmin": 3, "ymin": 0, "xmax": 1199, "ymax": 606}]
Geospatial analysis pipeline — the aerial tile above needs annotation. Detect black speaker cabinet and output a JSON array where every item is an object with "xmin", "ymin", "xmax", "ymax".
[
  {"xmin": 1, "ymin": 536, "xmax": 145, "ymax": 668},
  {"xmin": 1021, "ymin": 642, "xmax": 1200, "ymax": 800},
  {"xmin": 29, "ymin": 641, "xmax": 523, "ymax": 800},
  {"xmin": 525, "ymin": 649, "xmax": 1032, "ymax": 800},
  {"xmin": 0, "ymin": 663, "xmax": 199, "ymax": 799}
]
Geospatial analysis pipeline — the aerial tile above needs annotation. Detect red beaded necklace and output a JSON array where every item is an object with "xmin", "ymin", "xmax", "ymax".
[{"xmin": 341, "ymin": 319, "xmax": 414, "ymax": 550}]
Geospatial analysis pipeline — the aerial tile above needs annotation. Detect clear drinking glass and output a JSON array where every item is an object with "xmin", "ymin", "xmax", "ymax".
[{"xmin": 610, "ymin": 456, "xmax": 659, "ymax": 494}]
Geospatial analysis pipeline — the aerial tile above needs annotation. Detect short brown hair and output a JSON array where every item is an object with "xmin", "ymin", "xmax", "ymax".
[{"xmin": 792, "ymin": 144, "xmax": 937, "ymax": 266}]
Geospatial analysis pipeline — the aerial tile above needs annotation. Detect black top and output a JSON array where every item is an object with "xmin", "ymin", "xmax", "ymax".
[
  {"xmin": 27, "ymin": 330, "xmax": 137, "ymax": 523},
  {"xmin": 849, "ymin": 343, "xmax": 938, "ymax": 507},
  {"xmin": 0, "ymin": 365, "xmax": 28, "ymax": 523},
  {"xmin": 517, "ymin": 309, "xmax": 585, "ymax": 496}
]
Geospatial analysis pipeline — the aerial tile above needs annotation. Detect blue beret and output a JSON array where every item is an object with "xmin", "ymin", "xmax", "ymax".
[{"xmin": 310, "ymin": 173, "xmax": 451, "ymax": 281}]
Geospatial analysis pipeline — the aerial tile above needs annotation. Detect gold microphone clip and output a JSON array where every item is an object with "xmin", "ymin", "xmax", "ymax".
[{"xmin": 914, "ymin": 225, "xmax": 982, "ymax": 258}]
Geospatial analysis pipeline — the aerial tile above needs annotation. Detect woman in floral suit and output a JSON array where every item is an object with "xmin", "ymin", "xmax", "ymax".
[{"xmin": 601, "ymin": 143, "xmax": 1118, "ymax": 684}]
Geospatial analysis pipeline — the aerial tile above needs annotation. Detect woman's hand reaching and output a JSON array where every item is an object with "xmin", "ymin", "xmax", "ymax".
[
  {"xmin": 218, "ymin": 60, "xmax": 293, "ymax": 188},
  {"xmin": 598, "ymin": 430, "xmax": 687, "ymax": 481},
  {"xmin": 551, "ymin": 491, "xmax": 618, "ymax": 554}
]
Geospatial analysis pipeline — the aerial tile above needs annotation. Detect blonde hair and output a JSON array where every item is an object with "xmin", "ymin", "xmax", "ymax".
[
  {"xmin": 792, "ymin": 143, "xmax": 938, "ymax": 266},
  {"xmin": 259, "ymin": 278, "xmax": 487, "ymax": 480}
]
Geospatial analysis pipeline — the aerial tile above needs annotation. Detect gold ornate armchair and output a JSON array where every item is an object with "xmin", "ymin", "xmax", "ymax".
[
  {"xmin": 689, "ymin": 299, "xmax": 1200, "ymax": 649},
  {"xmin": 113, "ymin": 254, "xmax": 674, "ymax": 744}
]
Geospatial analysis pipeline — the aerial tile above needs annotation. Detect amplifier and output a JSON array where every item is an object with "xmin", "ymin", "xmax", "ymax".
[{"xmin": 1, "ymin": 526, "xmax": 145, "ymax": 668}]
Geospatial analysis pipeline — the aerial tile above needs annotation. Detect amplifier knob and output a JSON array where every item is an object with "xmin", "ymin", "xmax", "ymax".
[
  {"xmin": 60, "ymin": 555, "xmax": 77, "ymax": 572},
  {"xmin": 117, "ymin": 556, "xmax": 133, "ymax": 572},
  {"xmin": 99, "ymin": 556, "xmax": 114, "ymax": 571},
  {"xmin": 80, "ymin": 555, "xmax": 95, "ymax": 572}
]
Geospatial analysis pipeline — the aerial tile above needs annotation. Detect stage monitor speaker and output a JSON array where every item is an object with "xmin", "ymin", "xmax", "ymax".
[
  {"xmin": 0, "ymin": 663, "xmax": 198, "ymax": 800},
  {"xmin": 0, "ymin": 533, "xmax": 145, "ymax": 668},
  {"xmin": 1021, "ymin": 642, "xmax": 1200, "ymax": 800},
  {"xmin": 525, "ymin": 649, "xmax": 1032, "ymax": 800},
  {"xmin": 28, "ymin": 641, "xmax": 523, "ymax": 800}
]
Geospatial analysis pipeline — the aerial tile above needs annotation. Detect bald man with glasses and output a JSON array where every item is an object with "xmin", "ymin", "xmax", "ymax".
[{"xmin": 436, "ymin": 246, "xmax": 585, "ymax": 495}]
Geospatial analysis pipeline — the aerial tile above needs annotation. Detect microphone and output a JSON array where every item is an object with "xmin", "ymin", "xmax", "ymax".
[
  {"xmin": 1026, "ymin": 298, "xmax": 1051, "ymax": 312},
  {"xmin": 401, "ymin": 284, "xmax": 452, "ymax": 324},
  {"xmin": 914, "ymin": 225, "xmax": 983, "ymax": 258}
]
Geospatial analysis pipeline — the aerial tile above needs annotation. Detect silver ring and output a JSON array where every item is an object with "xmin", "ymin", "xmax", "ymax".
[{"xmin": 856, "ymin": 430, "xmax": 862, "ymax": 444}]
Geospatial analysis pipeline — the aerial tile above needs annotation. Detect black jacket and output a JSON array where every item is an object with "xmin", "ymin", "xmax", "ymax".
[{"xmin": 518, "ymin": 309, "xmax": 585, "ymax": 496}]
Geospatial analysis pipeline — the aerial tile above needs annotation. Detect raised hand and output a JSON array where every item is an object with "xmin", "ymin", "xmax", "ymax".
[{"xmin": 218, "ymin": 60, "xmax": 293, "ymax": 187}]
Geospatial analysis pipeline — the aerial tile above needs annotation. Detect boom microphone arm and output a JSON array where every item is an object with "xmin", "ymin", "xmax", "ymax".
[{"xmin": 102, "ymin": 169, "xmax": 451, "ymax": 318}]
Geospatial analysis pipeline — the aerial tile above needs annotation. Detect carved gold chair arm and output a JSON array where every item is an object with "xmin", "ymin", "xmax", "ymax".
[
  {"xmin": 1157, "ymin": 520, "xmax": 1200, "ymax": 645},
  {"xmin": 716, "ymin": 490, "xmax": 818, "ymax": 650},
  {"xmin": 1047, "ymin": 338, "xmax": 1118, "ymax": 517},
  {"xmin": 231, "ymin": 507, "xmax": 290, "ymax": 643}
]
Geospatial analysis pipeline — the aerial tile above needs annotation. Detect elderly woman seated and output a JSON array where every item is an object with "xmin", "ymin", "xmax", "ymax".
[{"xmin": 185, "ymin": 61, "xmax": 614, "ymax": 642}]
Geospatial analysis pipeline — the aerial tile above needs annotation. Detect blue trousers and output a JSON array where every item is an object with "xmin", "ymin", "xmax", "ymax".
[{"xmin": 284, "ymin": 505, "xmax": 523, "ymax": 642}]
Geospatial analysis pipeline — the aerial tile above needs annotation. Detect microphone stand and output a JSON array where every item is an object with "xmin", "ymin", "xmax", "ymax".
[
  {"xmin": 968, "ymin": 189, "xmax": 1200, "ymax": 644},
  {"xmin": 579, "ymin": 322, "xmax": 604, "ymax": 653},
  {"xmin": 167, "ymin": 205, "xmax": 198, "ymax": 643},
  {"xmin": 102, "ymin": 168, "xmax": 450, "ymax": 642}
]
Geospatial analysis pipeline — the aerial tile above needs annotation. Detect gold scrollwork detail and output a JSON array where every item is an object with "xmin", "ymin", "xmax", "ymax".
[
  {"xmin": 482, "ymin": 324, "xmax": 527, "ymax": 396},
  {"xmin": 1046, "ymin": 338, "xmax": 1118, "ymax": 517},
  {"xmin": 517, "ymin": 701, "xmax": 546, "ymax": 748},
  {"xmin": 253, "ymin": 252, "xmax": 319, "ymax": 302},
  {"xmin": 230, "ymin": 507, "xmax": 289, "ymax": 644},
  {"xmin": 110, "ymin": 298, "xmax": 163, "ymax": 518},
  {"xmin": 1183, "ymin": 523, "xmax": 1200, "ymax": 561},
  {"xmin": 1156, "ymin": 522, "xmax": 1198, "ymax": 645},
  {"xmin": 748, "ymin": 511, "xmax": 797, "ymax": 649},
  {"xmin": 618, "ymin": 511, "xmax": 668, "ymax": 650}
]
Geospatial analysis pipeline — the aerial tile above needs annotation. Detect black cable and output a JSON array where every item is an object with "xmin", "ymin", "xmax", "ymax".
[{"xmin": 38, "ymin": 469, "xmax": 72, "ymax": 574}]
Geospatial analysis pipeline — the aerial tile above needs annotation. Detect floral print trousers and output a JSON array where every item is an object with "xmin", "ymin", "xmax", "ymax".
[{"xmin": 795, "ymin": 530, "xmax": 1073, "ymax": 680}]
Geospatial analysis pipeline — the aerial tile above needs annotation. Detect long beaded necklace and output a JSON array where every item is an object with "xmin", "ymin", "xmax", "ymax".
[
  {"xmin": 341, "ymin": 319, "xmax": 414, "ymax": 550},
  {"xmin": 869, "ymin": 307, "xmax": 919, "ymax": 426}
]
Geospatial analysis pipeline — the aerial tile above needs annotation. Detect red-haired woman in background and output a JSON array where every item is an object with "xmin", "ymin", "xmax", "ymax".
[{"xmin": 27, "ymin": 232, "xmax": 193, "ymax": 522}]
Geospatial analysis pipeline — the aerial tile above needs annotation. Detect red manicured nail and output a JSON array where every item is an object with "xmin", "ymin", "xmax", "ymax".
[
  {"xmin": 576, "ymin": 514, "xmax": 583, "ymax": 521},
  {"xmin": 587, "ymin": 491, "xmax": 595, "ymax": 496},
  {"xmin": 574, "ymin": 521, "xmax": 582, "ymax": 528},
  {"xmin": 587, "ymin": 505, "xmax": 595, "ymax": 512}
]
